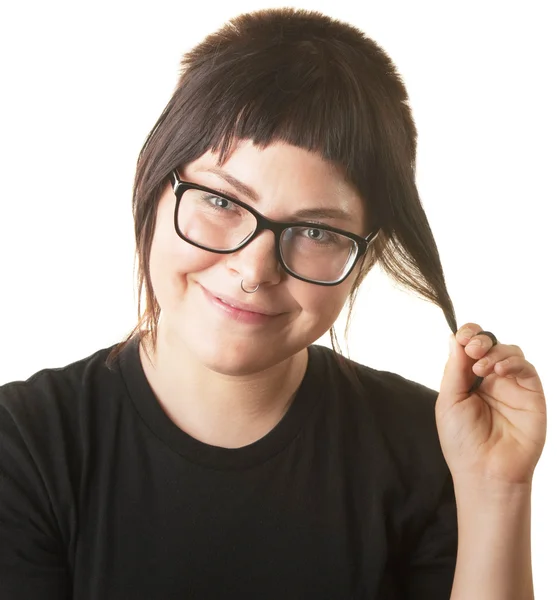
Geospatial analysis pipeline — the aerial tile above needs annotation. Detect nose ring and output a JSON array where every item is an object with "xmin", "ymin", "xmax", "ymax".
[{"xmin": 241, "ymin": 280, "xmax": 260, "ymax": 294}]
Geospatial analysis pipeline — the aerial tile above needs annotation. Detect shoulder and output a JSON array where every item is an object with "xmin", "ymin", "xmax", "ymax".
[
  {"xmin": 0, "ymin": 342, "xmax": 125, "ymax": 451},
  {"xmin": 0, "ymin": 341, "xmax": 131, "ymax": 539},
  {"xmin": 0, "ymin": 345, "xmax": 124, "ymax": 578},
  {"xmin": 315, "ymin": 346, "xmax": 457, "ymax": 555},
  {"xmin": 312, "ymin": 342, "xmax": 438, "ymax": 413},
  {"xmin": 312, "ymin": 343, "xmax": 447, "ymax": 480}
]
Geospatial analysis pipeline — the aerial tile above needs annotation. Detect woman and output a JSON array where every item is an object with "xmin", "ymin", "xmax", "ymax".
[{"xmin": 0, "ymin": 7, "xmax": 546, "ymax": 599}]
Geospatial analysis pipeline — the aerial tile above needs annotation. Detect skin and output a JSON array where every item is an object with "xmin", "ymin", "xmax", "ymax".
[
  {"xmin": 439, "ymin": 324, "xmax": 546, "ymax": 599},
  {"xmin": 438, "ymin": 325, "xmax": 546, "ymax": 487}
]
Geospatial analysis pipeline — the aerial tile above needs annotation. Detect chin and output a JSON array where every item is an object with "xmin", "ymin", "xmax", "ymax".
[{"xmin": 194, "ymin": 336, "xmax": 283, "ymax": 376}]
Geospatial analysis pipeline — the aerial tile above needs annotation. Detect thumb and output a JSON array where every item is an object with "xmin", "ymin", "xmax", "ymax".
[{"xmin": 438, "ymin": 334, "xmax": 478, "ymax": 409}]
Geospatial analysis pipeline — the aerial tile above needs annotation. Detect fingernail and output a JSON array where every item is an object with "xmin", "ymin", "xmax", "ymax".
[
  {"xmin": 460, "ymin": 328, "xmax": 474, "ymax": 339},
  {"xmin": 449, "ymin": 334, "xmax": 456, "ymax": 355}
]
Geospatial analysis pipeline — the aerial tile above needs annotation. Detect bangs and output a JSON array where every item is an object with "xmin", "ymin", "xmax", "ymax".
[{"xmin": 177, "ymin": 37, "xmax": 388, "ymax": 186}]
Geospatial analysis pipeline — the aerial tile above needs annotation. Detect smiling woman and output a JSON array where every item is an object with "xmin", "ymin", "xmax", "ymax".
[{"xmin": 0, "ymin": 6, "xmax": 547, "ymax": 600}]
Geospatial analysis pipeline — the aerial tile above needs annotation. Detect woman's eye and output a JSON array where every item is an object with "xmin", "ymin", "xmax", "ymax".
[
  {"xmin": 306, "ymin": 228, "xmax": 327, "ymax": 241},
  {"xmin": 201, "ymin": 194, "xmax": 233, "ymax": 210},
  {"xmin": 213, "ymin": 196, "xmax": 230, "ymax": 209}
]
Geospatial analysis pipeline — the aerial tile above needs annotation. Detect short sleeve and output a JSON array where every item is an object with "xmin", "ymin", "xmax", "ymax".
[
  {"xmin": 0, "ymin": 393, "xmax": 71, "ymax": 599},
  {"xmin": 397, "ymin": 471, "xmax": 458, "ymax": 599}
]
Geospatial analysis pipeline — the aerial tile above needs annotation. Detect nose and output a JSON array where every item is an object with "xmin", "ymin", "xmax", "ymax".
[{"xmin": 225, "ymin": 229, "xmax": 282, "ymax": 288}]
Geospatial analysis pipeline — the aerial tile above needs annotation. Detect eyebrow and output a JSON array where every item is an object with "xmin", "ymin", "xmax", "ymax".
[
  {"xmin": 205, "ymin": 167, "xmax": 354, "ymax": 223},
  {"xmin": 206, "ymin": 168, "xmax": 259, "ymax": 202}
]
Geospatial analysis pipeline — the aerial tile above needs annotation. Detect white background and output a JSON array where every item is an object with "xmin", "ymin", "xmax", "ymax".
[{"xmin": 1, "ymin": 0, "xmax": 555, "ymax": 596}]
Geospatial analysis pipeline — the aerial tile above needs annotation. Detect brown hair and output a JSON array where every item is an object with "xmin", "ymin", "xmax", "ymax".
[{"xmin": 106, "ymin": 7, "xmax": 458, "ymax": 375}]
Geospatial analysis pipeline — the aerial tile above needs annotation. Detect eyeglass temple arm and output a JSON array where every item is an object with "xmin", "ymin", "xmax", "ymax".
[
  {"xmin": 365, "ymin": 228, "xmax": 381, "ymax": 244},
  {"xmin": 169, "ymin": 170, "xmax": 181, "ymax": 192}
]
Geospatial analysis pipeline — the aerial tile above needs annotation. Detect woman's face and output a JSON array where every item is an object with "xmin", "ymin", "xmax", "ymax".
[{"xmin": 149, "ymin": 139, "xmax": 367, "ymax": 375}]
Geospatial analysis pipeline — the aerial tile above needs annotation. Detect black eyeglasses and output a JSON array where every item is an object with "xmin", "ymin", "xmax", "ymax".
[{"xmin": 169, "ymin": 169, "xmax": 380, "ymax": 286}]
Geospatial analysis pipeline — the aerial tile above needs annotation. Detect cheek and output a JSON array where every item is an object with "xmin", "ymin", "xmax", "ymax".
[
  {"xmin": 149, "ymin": 226, "xmax": 221, "ymax": 301},
  {"xmin": 291, "ymin": 280, "xmax": 351, "ymax": 327}
]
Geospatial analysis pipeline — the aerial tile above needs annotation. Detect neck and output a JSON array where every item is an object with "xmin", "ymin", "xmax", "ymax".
[{"xmin": 138, "ymin": 327, "xmax": 309, "ymax": 449}]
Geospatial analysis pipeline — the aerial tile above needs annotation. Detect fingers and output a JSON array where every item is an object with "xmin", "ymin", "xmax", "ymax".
[
  {"xmin": 488, "ymin": 355, "xmax": 536, "ymax": 379},
  {"xmin": 445, "ymin": 323, "xmax": 544, "ymax": 399},
  {"xmin": 457, "ymin": 325, "xmax": 503, "ymax": 356},
  {"xmin": 471, "ymin": 343, "xmax": 525, "ymax": 376},
  {"xmin": 472, "ymin": 351, "xmax": 521, "ymax": 376},
  {"xmin": 456, "ymin": 323, "xmax": 532, "ymax": 381}
]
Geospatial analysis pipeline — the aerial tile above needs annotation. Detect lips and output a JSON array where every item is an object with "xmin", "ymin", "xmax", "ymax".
[
  {"xmin": 199, "ymin": 284, "xmax": 283, "ymax": 320},
  {"xmin": 213, "ymin": 293, "xmax": 278, "ymax": 316}
]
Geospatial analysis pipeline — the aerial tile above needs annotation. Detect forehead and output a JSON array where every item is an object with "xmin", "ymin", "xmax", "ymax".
[{"xmin": 184, "ymin": 139, "xmax": 365, "ymax": 221}]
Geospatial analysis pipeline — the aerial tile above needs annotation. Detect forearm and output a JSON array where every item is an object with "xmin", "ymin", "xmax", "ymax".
[{"xmin": 450, "ymin": 481, "xmax": 534, "ymax": 600}]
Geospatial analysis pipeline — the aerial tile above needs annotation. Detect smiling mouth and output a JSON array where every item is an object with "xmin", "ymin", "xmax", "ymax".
[
  {"xmin": 199, "ymin": 284, "xmax": 283, "ymax": 319},
  {"xmin": 214, "ymin": 294, "xmax": 277, "ymax": 316}
]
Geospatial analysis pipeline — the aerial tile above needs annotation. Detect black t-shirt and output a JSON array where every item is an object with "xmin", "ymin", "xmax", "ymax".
[{"xmin": 0, "ymin": 336, "xmax": 457, "ymax": 599}]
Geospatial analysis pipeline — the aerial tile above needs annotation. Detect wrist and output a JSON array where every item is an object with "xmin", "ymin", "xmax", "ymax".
[
  {"xmin": 450, "ymin": 476, "xmax": 534, "ymax": 600},
  {"xmin": 453, "ymin": 476, "xmax": 532, "ymax": 510}
]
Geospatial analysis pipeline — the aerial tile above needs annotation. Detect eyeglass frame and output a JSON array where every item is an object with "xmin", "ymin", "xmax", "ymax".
[{"xmin": 169, "ymin": 169, "xmax": 381, "ymax": 286}]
